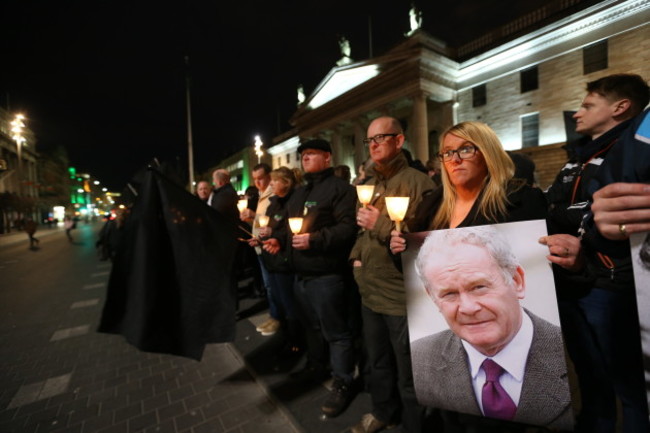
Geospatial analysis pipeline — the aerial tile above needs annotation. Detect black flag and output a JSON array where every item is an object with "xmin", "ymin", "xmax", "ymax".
[{"xmin": 98, "ymin": 167, "xmax": 238, "ymax": 360}]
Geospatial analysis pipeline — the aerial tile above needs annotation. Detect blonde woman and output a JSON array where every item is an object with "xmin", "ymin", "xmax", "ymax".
[{"xmin": 390, "ymin": 121, "xmax": 546, "ymax": 252}]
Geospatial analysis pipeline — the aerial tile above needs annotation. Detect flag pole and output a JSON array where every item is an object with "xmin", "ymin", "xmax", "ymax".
[{"xmin": 185, "ymin": 56, "xmax": 195, "ymax": 192}]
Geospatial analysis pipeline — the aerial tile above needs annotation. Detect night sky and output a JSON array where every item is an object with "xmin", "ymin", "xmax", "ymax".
[{"xmin": 3, "ymin": 0, "xmax": 554, "ymax": 191}]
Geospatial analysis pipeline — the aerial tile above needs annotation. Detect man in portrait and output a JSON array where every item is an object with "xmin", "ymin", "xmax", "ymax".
[{"xmin": 411, "ymin": 225, "xmax": 572, "ymax": 430}]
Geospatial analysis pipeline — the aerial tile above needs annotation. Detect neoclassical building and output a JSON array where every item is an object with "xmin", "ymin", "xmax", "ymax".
[{"xmin": 268, "ymin": 0, "xmax": 649, "ymax": 188}]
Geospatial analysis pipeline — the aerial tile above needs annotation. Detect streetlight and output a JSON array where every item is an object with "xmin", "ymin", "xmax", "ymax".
[
  {"xmin": 254, "ymin": 135, "xmax": 264, "ymax": 164},
  {"xmin": 10, "ymin": 114, "xmax": 27, "ymax": 196}
]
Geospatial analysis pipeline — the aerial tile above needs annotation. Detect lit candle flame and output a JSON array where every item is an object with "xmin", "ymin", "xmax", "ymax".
[
  {"xmin": 258, "ymin": 215, "xmax": 269, "ymax": 228},
  {"xmin": 385, "ymin": 196, "xmax": 409, "ymax": 232},
  {"xmin": 237, "ymin": 199, "xmax": 248, "ymax": 212},
  {"xmin": 288, "ymin": 217, "xmax": 303, "ymax": 234},
  {"xmin": 356, "ymin": 185, "xmax": 374, "ymax": 208}
]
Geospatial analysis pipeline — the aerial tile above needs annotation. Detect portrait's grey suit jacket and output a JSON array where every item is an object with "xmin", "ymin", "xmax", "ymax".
[{"xmin": 411, "ymin": 310, "xmax": 573, "ymax": 430}]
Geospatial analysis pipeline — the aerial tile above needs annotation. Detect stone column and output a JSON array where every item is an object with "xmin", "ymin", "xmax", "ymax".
[
  {"xmin": 331, "ymin": 129, "xmax": 343, "ymax": 167},
  {"xmin": 353, "ymin": 120, "xmax": 367, "ymax": 170},
  {"xmin": 410, "ymin": 93, "xmax": 429, "ymax": 163}
]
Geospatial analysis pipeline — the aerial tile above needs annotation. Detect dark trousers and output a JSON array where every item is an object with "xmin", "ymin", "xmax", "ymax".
[
  {"xmin": 559, "ymin": 298, "xmax": 616, "ymax": 433},
  {"xmin": 578, "ymin": 288, "xmax": 650, "ymax": 433},
  {"xmin": 294, "ymin": 274, "xmax": 356, "ymax": 383},
  {"xmin": 361, "ymin": 305, "xmax": 424, "ymax": 433}
]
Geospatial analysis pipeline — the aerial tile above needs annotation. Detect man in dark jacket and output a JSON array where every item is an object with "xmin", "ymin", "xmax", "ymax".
[
  {"xmin": 285, "ymin": 139, "xmax": 358, "ymax": 418},
  {"xmin": 545, "ymin": 73, "xmax": 649, "ymax": 432},
  {"xmin": 209, "ymin": 169, "xmax": 239, "ymax": 224}
]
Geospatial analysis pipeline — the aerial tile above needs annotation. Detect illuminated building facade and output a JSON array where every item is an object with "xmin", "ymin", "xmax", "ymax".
[
  {"xmin": 270, "ymin": 0, "xmax": 649, "ymax": 188},
  {"xmin": 0, "ymin": 107, "xmax": 39, "ymax": 232}
]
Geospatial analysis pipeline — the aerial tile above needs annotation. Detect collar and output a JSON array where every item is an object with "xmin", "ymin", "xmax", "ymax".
[
  {"xmin": 575, "ymin": 119, "xmax": 633, "ymax": 163},
  {"xmin": 271, "ymin": 189, "xmax": 293, "ymax": 205},
  {"xmin": 371, "ymin": 151, "xmax": 409, "ymax": 181},
  {"xmin": 304, "ymin": 167, "xmax": 334, "ymax": 184},
  {"xmin": 259, "ymin": 184, "xmax": 273, "ymax": 200},
  {"xmin": 462, "ymin": 308, "xmax": 533, "ymax": 384}
]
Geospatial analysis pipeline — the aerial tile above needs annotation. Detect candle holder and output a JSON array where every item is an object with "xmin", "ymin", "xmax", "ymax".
[
  {"xmin": 385, "ymin": 196, "xmax": 409, "ymax": 232},
  {"xmin": 258, "ymin": 215, "xmax": 270, "ymax": 228},
  {"xmin": 356, "ymin": 185, "xmax": 374, "ymax": 208},
  {"xmin": 237, "ymin": 199, "xmax": 248, "ymax": 213},
  {"xmin": 288, "ymin": 217, "xmax": 304, "ymax": 234}
]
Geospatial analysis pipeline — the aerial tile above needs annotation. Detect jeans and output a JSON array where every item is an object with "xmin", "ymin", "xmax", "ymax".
[
  {"xmin": 256, "ymin": 255, "xmax": 278, "ymax": 319},
  {"xmin": 294, "ymin": 274, "xmax": 356, "ymax": 383},
  {"xmin": 579, "ymin": 288, "xmax": 649, "ymax": 433},
  {"xmin": 267, "ymin": 272, "xmax": 297, "ymax": 320},
  {"xmin": 361, "ymin": 305, "xmax": 423, "ymax": 432}
]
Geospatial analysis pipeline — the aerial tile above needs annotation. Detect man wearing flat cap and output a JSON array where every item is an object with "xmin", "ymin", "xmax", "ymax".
[{"xmin": 279, "ymin": 138, "xmax": 358, "ymax": 417}]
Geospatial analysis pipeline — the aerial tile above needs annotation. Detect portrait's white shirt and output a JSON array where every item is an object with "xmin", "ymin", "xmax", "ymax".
[{"xmin": 461, "ymin": 309, "xmax": 533, "ymax": 414}]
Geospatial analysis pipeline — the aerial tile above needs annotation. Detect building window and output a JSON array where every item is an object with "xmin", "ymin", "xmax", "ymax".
[
  {"xmin": 277, "ymin": 157, "xmax": 281, "ymax": 167},
  {"xmin": 286, "ymin": 154, "xmax": 290, "ymax": 164},
  {"xmin": 296, "ymin": 151, "xmax": 300, "ymax": 161},
  {"xmin": 521, "ymin": 113, "xmax": 539, "ymax": 148},
  {"xmin": 520, "ymin": 67, "xmax": 538, "ymax": 93},
  {"xmin": 583, "ymin": 40, "xmax": 608, "ymax": 74},
  {"xmin": 472, "ymin": 84, "xmax": 486, "ymax": 107}
]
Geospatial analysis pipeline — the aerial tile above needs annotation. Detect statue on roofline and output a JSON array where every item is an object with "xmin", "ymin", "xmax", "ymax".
[
  {"xmin": 297, "ymin": 84, "xmax": 306, "ymax": 105},
  {"xmin": 336, "ymin": 36, "xmax": 353, "ymax": 66},
  {"xmin": 406, "ymin": 4, "xmax": 423, "ymax": 36}
]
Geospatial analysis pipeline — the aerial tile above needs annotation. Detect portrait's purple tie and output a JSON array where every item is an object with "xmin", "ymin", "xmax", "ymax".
[{"xmin": 481, "ymin": 358, "xmax": 517, "ymax": 420}]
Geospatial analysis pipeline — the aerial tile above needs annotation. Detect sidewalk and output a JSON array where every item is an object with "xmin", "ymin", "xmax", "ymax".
[
  {"xmin": 0, "ymin": 223, "xmax": 387, "ymax": 433},
  {"xmin": 0, "ymin": 224, "xmax": 63, "ymax": 248},
  {"xmin": 0, "ymin": 227, "xmax": 304, "ymax": 433}
]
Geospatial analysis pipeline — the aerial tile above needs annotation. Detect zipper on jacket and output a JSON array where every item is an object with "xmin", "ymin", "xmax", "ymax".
[{"xmin": 597, "ymin": 252, "xmax": 615, "ymax": 280}]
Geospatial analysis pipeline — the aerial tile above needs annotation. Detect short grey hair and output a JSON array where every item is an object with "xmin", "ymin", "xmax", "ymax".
[{"xmin": 415, "ymin": 226, "xmax": 520, "ymax": 296}]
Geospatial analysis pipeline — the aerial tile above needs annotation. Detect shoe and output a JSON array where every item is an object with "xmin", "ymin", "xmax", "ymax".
[
  {"xmin": 321, "ymin": 376, "xmax": 353, "ymax": 418},
  {"xmin": 259, "ymin": 319, "xmax": 280, "ymax": 336},
  {"xmin": 350, "ymin": 413, "xmax": 390, "ymax": 433},
  {"xmin": 255, "ymin": 318, "xmax": 276, "ymax": 332}
]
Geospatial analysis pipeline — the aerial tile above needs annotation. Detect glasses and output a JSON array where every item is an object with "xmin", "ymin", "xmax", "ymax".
[
  {"xmin": 363, "ymin": 133, "xmax": 399, "ymax": 146},
  {"xmin": 437, "ymin": 145, "xmax": 478, "ymax": 162}
]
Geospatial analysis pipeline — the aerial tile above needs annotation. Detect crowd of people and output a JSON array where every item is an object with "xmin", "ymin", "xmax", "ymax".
[{"xmin": 193, "ymin": 73, "xmax": 650, "ymax": 433}]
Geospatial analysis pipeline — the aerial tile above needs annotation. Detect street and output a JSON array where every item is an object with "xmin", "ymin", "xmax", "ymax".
[{"xmin": 0, "ymin": 222, "xmax": 303, "ymax": 433}]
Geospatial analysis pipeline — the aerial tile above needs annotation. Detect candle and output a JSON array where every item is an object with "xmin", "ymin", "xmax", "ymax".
[
  {"xmin": 237, "ymin": 199, "xmax": 248, "ymax": 213},
  {"xmin": 385, "ymin": 196, "xmax": 409, "ymax": 232},
  {"xmin": 288, "ymin": 217, "xmax": 304, "ymax": 234},
  {"xmin": 258, "ymin": 215, "xmax": 270, "ymax": 228},
  {"xmin": 356, "ymin": 185, "xmax": 374, "ymax": 208}
]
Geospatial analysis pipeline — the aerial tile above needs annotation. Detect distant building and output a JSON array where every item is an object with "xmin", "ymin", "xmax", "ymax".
[
  {"xmin": 269, "ymin": 0, "xmax": 649, "ymax": 188},
  {"xmin": 203, "ymin": 147, "xmax": 272, "ymax": 195},
  {"xmin": 0, "ymin": 107, "xmax": 39, "ymax": 232}
]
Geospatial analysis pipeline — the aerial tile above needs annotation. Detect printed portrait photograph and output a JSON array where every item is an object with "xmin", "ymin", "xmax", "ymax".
[
  {"xmin": 402, "ymin": 220, "xmax": 574, "ymax": 430},
  {"xmin": 630, "ymin": 231, "xmax": 650, "ymax": 413}
]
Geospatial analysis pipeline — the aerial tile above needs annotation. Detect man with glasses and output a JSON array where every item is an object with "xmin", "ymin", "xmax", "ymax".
[{"xmin": 349, "ymin": 117, "xmax": 434, "ymax": 433}]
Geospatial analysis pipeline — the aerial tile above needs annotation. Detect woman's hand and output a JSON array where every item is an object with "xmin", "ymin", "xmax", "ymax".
[{"xmin": 262, "ymin": 238, "xmax": 281, "ymax": 255}]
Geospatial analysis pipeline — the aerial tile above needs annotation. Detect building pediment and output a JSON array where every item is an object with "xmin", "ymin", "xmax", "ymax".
[
  {"xmin": 305, "ymin": 63, "xmax": 381, "ymax": 111},
  {"xmin": 290, "ymin": 31, "xmax": 459, "ymax": 132}
]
